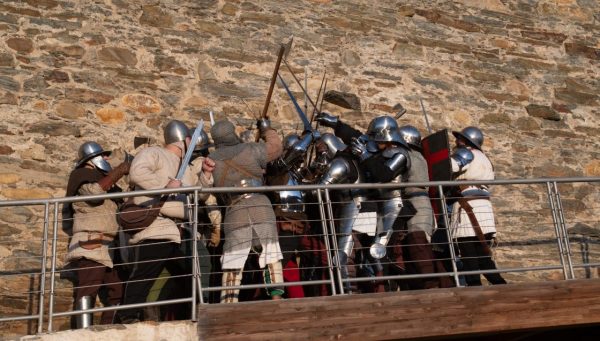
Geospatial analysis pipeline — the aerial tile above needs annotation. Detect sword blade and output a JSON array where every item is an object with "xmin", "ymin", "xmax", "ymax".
[
  {"xmin": 277, "ymin": 73, "xmax": 312, "ymax": 132},
  {"xmin": 176, "ymin": 119, "xmax": 204, "ymax": 180}
]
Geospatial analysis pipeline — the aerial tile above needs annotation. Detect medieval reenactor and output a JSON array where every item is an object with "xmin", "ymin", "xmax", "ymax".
[
  {"xmin": 449, "ymin": 126, "xmax": 507, "ymax": 286},
  {"xmin": 65, "ymin": 141, "xmax": 130, "ymax": 326},
  {"xmin": 118, "ymin": 120, "xmax": 214, "ymax": 323},
  {"xmin": 316, "ymin": 113, "xmax": 412, "ymax": 292},
  {"xmin": 209, "ymin": 118, "xmax": 285, "ymax": 303},
  {"xmin": 314, "ymin": 133, "xmax": 375, "ymax": 293},
  {"xmin": 265, "ymin": 132, "xmax": 311, "ymax": 298},
  {"xmin": 398, "ymin": 125, "xmax": 453, "ymax": 289}
]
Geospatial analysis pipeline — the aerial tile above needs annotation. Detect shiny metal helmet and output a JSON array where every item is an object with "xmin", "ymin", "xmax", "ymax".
[
  {"xmin": 452, "ymin": 126, "xmax": 484, "ymax": 150},
  {"xmin": 75, "ymin": 141, "xmax": 112, "ymax": 173},
  {"xmin": 398, "ymin": 125, "xmax": 422, "ymax": 149},
  {"xmin": 164, "ymin": 120, "xmax": 191, "ymax": 145},
  {"xmin": 320, "ymin": 133, "xmax": 347, "ymax": 159},
  {"xmin": 366, "ymin": 116, "xmax": 404, "ymax": 145},
  {"xmin": 282, "ymin": 133, "xmax": 301, "ymax": 151}
]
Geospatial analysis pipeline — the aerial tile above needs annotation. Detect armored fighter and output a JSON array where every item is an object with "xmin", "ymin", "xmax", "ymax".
[
  {"xmin": 316, "ymin": 113, "xmax": 412, "ymax": 277},
  {"xmin": 398, "ymin": 125, "xmax": 452, "ymax": 289},
  {"xmin": 209, "ymin": 118, "xmax": 285, "ymax": 302},
  {"xmin": 449, "ymin": 126, "xmax": 506, "ymax": 286}
]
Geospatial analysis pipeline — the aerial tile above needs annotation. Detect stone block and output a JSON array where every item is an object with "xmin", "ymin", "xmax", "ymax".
[
  {"xmin": 525, "ymin": 104, "xmax": 561, "ymax": 121},
  {"xmin": 565, "ymin": 42, "xmax": 600, "ymax": 60},
  {"xmin": 0, "ymin": 173, "xmax": 20, "ymax": 184},
  {"xmin": 122, "ymin": 93, "xmax": 162, "ymax": 114},
  {"xmin": 96, "ymin": 108, "xmax": 125, "ymax": 124},
  {"xmin": 140, "ymin": 5, "xmax": 173, "ymax": 28},
  {"xmin": 98, "ymin": 47, "xmax": 137, "ymax": 67},
  {"xmin": 6, "ymin": 37, "xmax": 33, "ymax": 54},
  {"xmin": 0, "ymin": 90, "xmax": 17, "ymax": 105},
  {"xmin": 221, "ymin": 3, "xmax": 238, "ymax": 16},
  {"xmin": 55, "ymin": 100, "xmax": 85, "ymax": 119},
  {"xmin": 66, "ymin": 88, "xmax": 113, "ymax": 104},
  {"xmin": 323, "ymin": 90, "xmax": 361, "ymax": 110},
  {"xmin": 1, "ymin": 188, "xmax": 52, "ymax": 200},
  {"xmin": 0, "ymin": 76, "xmax": 21, "ymax": 92},
  {"xmin": 554, "ymin": 88, "xmax": 598, "ymax": 106},
  {"xmin": 584, "ymin": 160, "xmax": 600, "ymax": 177},
  {"xmin": 28, "ymin": 121, "xmax": 81, "ymax": 137}
]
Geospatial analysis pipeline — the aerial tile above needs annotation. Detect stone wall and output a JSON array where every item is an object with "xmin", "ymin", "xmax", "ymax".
[
  {"xmin": 12, "ymin": 321, "xmax": 197, "ymax": 341},
  {"xmin": 1, "ymin": 0, "xmax": 599, "ymax": 336}
]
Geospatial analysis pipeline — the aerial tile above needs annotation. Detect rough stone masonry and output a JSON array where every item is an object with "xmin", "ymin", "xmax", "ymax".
[{"xmin": 0, "ymin": 0, "xmax": 599, "ymax": 336}]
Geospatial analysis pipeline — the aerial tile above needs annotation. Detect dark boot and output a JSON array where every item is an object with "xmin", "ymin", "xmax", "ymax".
[{"xmin": 406, "ymin": 231, "xmax": 440, "ymax": 289}]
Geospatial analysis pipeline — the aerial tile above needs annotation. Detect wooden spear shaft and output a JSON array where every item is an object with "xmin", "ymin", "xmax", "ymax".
[
  {"xmin": 256, "ymin": 45, "xmax": 285, "ymax": 142},
  {"xmin": 261, "ymin": 45, "xmax": 286, "ymax": 120}
]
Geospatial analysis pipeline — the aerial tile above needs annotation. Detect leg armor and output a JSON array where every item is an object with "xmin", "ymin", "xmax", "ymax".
[
  {"xmin": 220, "ymin": 268, "xmax": 243, "ymax": 303},
  {"xmin": 75, "ymin": 296, "xmax": 93, "ymax": 329},
  {"xmin": 371, "ymin": 197, "xmax": 403, "ymax": 259}
]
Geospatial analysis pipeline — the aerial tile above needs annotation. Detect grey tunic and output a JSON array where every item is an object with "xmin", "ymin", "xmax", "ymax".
[
  {"xmin": 404, "ymin": 149, "xmax": 434, "ymax": 235},
  {"xmin": 210, "ymin": 142, "xmax": 282, "ymax": 269}
]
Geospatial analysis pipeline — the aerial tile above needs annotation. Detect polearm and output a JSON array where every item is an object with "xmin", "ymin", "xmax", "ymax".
[
  {"xmin": 256, "ymin": 45, "xmax": 286, "ymax": 142},
  {"xmin": 282, "ymin": 59, "xmax": 319, "ymax": 115},
  {"xmin": 307, "ymin": 77, "xmax": 327, "ymax": 165},
  {"xmin": 309, "ymin": 70, "xmax": 327, "ymax": 124},
  {"xmin": 419, "ymin": 97, "xmax": 433, "ymax": 134}
]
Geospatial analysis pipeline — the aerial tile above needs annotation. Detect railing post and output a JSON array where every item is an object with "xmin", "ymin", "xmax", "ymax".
[
  {"xmin": 438, "ymin": 185, "xmax": 461, "ymax": 287},
  {"xmin": 552, "ymin": 182, "xmax": 575, "ymax": 279},
  {"xmin": 316, "ymin": 189, "xmax": 337, "ymax": 296},
  {"xmin": 38, "ymin": 202, "xmax": 50, "ymax": 333},
  {"xmin": 324, "ymin": 188, "xmax": 344, "ymax": 294},
  {"xmin": 47, "ymin": 203, "xmax": 59, "ymax": 331},
  {"xmin": 546, "ymin": 182, "xmax": 569, "ymax": 279},
  {"xmin": 191, "ymin": 190, "xmax": 199, "ymax": 321}
]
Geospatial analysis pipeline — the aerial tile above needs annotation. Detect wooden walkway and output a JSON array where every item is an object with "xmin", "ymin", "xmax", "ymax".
[{"xmin": 197, "ymin": 279, "xmax": 600, "ymax": 340}]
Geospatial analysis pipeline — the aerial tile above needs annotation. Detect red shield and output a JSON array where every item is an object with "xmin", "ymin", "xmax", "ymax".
[{"xmin": 421, "ymin": 129, "xmax": 452, "ymax": 216}]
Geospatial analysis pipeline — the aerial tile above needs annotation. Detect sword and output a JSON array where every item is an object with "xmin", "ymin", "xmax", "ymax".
[
  {"xmin": 176, "ymin": 119, "xmax": 204, "ymax": 180},
  {"xmin": 419, "ymin": 98, "xmax": 433, "ymax": 134},
  {"xmin": 277, "ymin": 73, "xmax": 313, "ymax": 133}
]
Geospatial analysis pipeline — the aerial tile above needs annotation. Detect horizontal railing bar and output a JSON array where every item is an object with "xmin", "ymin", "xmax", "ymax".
[
  {"xmin": 51, "ymin": 297, "xmax": 193, "ymax": 318},
  {"xmin": 1, "ymin": 177, "xmax": 599, "ymax": 206},
  {"xmin": 0, "ymin": 315, "xmax": 40, "ymax": 323},
  {"xmin": 200, "ymin": 279, "xmax": 332, "ymax": 292}
]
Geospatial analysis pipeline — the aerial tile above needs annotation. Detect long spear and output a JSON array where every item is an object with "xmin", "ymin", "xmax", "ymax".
[{"xmin": 256, "ymin": 45, "xmax": 285, "ymax": 142}]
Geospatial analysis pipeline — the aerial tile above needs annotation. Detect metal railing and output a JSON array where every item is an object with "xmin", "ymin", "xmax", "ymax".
[{"xmin": 0, "ymin": 177, "xmax": 598, "ymax": 335}]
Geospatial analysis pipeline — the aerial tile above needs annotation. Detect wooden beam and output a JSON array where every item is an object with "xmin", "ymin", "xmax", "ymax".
[{"xmin": 197, "ymin": 279, "xmax": 600, "ymax": 340}]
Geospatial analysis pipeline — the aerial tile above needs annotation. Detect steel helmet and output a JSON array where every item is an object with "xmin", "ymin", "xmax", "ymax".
[
  {"xmin": 366, "ymin": 116, "xmax": 404, "ymax": 145},
  {"xmin": 398, "ymin": 125, "xmax": 422, "ymax": 149},
  {"xmin": 164, "ymin": 120, "xmax": 191, "ymax": 145},
  {"xmin": 319, "ymin": 133, "xmax": 347, "ymax": 159},
  {"xmin": 75, "ymin": 141, "xmax": 112, "ymax": 173},
  {"xmin": 452, "ymin": 126, "xmax": 484, "ymax": 150}
]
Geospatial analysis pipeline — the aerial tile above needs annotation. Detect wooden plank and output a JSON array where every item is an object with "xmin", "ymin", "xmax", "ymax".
[{"xmin": 197, "ymin": 279, "xmax": 600, "ymax": 340}]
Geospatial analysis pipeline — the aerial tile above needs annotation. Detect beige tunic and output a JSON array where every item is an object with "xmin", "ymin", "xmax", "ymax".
[
  {"xmin": 66, "ymin": 182, "xmax": 119, "ymax": 268},
  {"xmin": 450, "ymin": 148, "xmax": 496, "ymax": 239},
  {"xmin": 128, "ymin": 146, "xmax": 213, "ymax": 245}
]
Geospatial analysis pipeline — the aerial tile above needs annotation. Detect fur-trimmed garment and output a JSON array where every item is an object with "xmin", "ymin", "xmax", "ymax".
[{"xmin": 65, "ymin": 168, "xmax": 120, "ymax": 268}]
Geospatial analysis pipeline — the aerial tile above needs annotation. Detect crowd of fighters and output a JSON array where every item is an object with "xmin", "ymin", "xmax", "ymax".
[{"xmin": 64, "ymin": 110, "xmax": 506, "ymax": 325}]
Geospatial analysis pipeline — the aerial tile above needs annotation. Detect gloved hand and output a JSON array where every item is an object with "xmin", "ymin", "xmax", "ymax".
[
  {"xmin": 350, "ymin": 136, "xmax": 373, "ymax": 162},
  {"xmin": 315, "ymin": 112, "xmax": 339, "ymax": 128},
  {"xmin": 98, "ymin": 161, "xmax": 130, "ymax": 191},
  {"xmin": 256, "ymin": 118, "xmax": 271, "ymax": 134}
]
